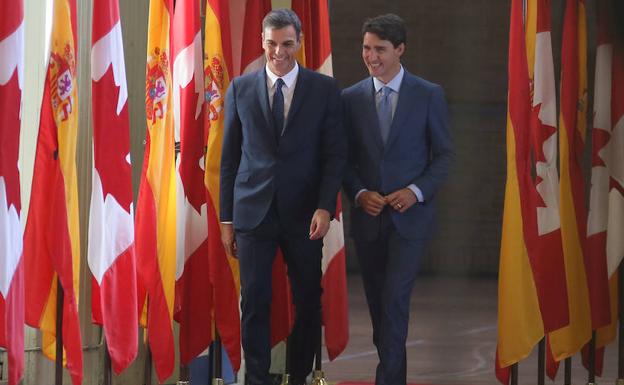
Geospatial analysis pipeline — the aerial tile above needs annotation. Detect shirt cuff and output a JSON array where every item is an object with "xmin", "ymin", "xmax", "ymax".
[
  {"xmin": 354, "ymin": 189, "xmax": 368, "ymax": 207},
  {"xmin": 221, "ymin": 221, "xmax": 233, "ymax": 224},
  {"xmin": 407, "ymin": 184, "xmax": 424, "ymax": 203}
]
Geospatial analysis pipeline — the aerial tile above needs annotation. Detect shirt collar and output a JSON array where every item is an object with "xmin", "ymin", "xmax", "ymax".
[
  {"xmin": 266, "ymin": 62, "xmax": 299, "ymax": 89},
  {"xmin": 373, "ymin": 65, "xmax": 404, "ymax": 94}
]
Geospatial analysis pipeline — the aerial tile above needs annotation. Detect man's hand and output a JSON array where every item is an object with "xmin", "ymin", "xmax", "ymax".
[
  {"xmin": 357, "ymin": 191, "xmax": 387, "ymax": 216},
  {"xmin": 220, "ymin": 223, "xmax": 237, "ymax": 258},
  {"xmin": 385, "ymin": 188, "xmax": 418, "ymax": 213},
  {"xmin": 309, "ymin": 209, "xmax": 331, "ymax": 240}
]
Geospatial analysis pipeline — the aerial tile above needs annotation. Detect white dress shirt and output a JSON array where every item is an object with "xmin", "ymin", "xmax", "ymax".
[{"xmin": 266, "ymin": 62, "xmax": 299, "ymax": 126}]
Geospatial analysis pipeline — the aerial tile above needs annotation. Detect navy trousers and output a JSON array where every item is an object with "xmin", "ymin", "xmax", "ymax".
[
  {"xmin": 236, "ymin": 203, "xmax": 322, "ymax": 385},
  {"xmin": 354, "ymin": 209, "xmax": 425, "ymax": 385}
]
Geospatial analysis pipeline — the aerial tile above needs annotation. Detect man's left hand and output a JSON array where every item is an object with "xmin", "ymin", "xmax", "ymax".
[
  {"xmin": 385, "ymin": 188, "xmax": 418, "ymax": 213},
  {"xmin": 309, "ymin": 209, "xmax": 331, "ymax": 240}
]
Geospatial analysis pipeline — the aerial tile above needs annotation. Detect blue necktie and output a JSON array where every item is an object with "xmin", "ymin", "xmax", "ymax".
[
  {"xmin": 272, "ymin": 78, "xmax": 285, "ymax": 143},
  {"xmin": 377, "ymin": 86, "xmax": 393, "ymax": 144}
]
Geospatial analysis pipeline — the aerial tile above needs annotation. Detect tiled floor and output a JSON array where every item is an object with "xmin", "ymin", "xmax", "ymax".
[{"xmin": 320, "ymin": 275, "xmax": 620, "ymax": 385}]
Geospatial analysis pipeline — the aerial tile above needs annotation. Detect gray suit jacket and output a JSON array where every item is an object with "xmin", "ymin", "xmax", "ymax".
[
  {"xmin": 342, "ymin": 70, "xmax": 454, "ymax": 241},
  {"xmin": 220, "ymin": 67, "xmax": 346, "ymax": 233}
]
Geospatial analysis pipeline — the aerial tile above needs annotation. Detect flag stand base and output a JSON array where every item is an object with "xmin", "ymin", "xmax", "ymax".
[
  {"xmin": 212, "ymin": 377, "xmax": 224, "ymax": 385},
  {"xmin": 616, "ymin": 379, "xmax": 624, "ymax": 385},
  {"xmin": 586, "ymin": 382, "xmax": 596, "ymax": 385},
  {"xmin": 310, "ymin": 370, "xmax": 327, "ymax": 385},
  {"xmin": 177, "ymin": 382, "xmax": 190, "ymax": 385},
  {"xmin": 280, "ymin": 373, "xmax": 290, "ymax": 385}
]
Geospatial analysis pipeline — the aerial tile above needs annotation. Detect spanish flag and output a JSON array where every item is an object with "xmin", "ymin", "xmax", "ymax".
[
  {"xmin": 23, "ymin": 0, "xmax": 83, "ymax": 384},
  {"xmin": 546, "ymin": 0, "xmax": 592, "ymax": 377},
  {"xmin": 136, "ymin": 0, "xmax": 176, "ymax": 381},
  {"xmin": 496, "ymin": 0, "xmax": 546, "ymax": 381},
  {"xmin": 204, "ymin": 0, "xmax": 241, "ymax": 370}
]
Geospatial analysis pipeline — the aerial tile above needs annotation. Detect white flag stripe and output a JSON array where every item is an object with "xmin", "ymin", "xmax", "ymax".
[
  {"xmin": 0, "ymin": 22, "xmax": 24, "ymax": 88},
  {"xmin": 533, "ymin": 31, "xmax": 561, "ymax": 236},
  {"xmin": 588, "ymin": 43, "xmax": 613, "ymax": 239},
  {"xmin": 317, "ymin": 54, "xmax": 333, "ymax": 77},
  {"xmin": 87, "ymin": 170, "xmax": 134, "ymax": 284},
  {"xmin": 0, "ymin": 178, "xmax": 22, "ymax": 297},
  {"xmin": 91, "ymin": 21, "xmax": 128, "ymax": 115},
  {"xmin": 606, "ymin": 114, "xmax": 624, "ymax": 276},
  {"xmin": 321, "ymin": 212, "xmax": 344, "ymax": 275},
  {"xmin": 242, "ymin": 54, "xmax": 265, "ymax": 75},
  {"xmin": 173, "ymin": 31, "xmax": 204, "ymax": 143},
  {"xmin": 592, "ymin": 45, "xmax": 612, "ymax": 132}
]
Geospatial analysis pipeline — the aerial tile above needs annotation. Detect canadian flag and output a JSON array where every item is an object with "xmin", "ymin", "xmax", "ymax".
[
  {"xmin": 0, "ymin": 2, "xmax": 24, "ymax": 384},
  {"xmin": 583, "ymin": 0, "xmax": 624, "ymax": 375},
  {"xmin": 89, "ymin": 0, "xmax": 138, "ymax": 373}
]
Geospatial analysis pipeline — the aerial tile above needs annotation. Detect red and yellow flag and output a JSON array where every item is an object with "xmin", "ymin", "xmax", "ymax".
[
  {"xmin": 240, "ymin": 0, "xmax": 271, "ymax": 75},
  {"xmin": 547, "ymin": 0, "xmax": 592, "ymax": 377},
  {"xmin": 23, "ymin": 0, "xmax": 83, "ymax": 383},
  {"xmin": 0, "ymin": 2, "xmax": 24, "ymax": 384},
  {"xmin": 204, "ymin": 0, "xmax": 241, "ymax": 370},
  {"xmin": 291, "ymin": 0, "xmax": 348, "ymax": 360},
  {"xmin": 135, "ymin": 0, "xmax": 176, "ymax": 381},
  {"xmin": 496, "ymin": 0, "xmax": 546, "ymax": 381},
  {"xmin": 172, "ymin": 0, "xmax": 213, "ymax": 365}
]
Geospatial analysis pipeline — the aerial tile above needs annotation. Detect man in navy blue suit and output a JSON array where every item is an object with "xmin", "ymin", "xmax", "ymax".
[
  {"xmin": 342, "ymin": 14, "xmax": 454, "ymax": 385},
  {"xmin": 219, "ymin": 8, "xmax": 345, "ymax": 385}
]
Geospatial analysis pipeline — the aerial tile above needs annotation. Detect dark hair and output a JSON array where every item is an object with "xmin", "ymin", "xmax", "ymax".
[
  {"xmin": 361, "ymin": 13, "xmax": 407, "ymax": 48},
  {"xmin": 262, "ymin": 8, "xmax": 302, "ymax": 41}
]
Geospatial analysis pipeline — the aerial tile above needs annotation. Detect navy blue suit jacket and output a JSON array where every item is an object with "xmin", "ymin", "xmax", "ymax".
[
  {"xmin": 342, "ymin": 71, "xmax": 454, "ymax": 241},
  {"xmin": 220, "ymin": 67, "xmax": 346, "ymax": 233}
]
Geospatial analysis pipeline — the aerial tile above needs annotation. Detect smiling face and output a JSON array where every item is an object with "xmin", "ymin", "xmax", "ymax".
[
  {"xmin": 262, "ymin": 25, "xmax": 301, "ymax": 77},
  {"xmin": 362, "ymin": 32, "xmax": 405, "ymax": 83}
]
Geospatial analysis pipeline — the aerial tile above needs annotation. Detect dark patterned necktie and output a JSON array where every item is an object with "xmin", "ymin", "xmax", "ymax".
[
  {"xmin": 378, "ymin": 86, "xmax": 393, "ymax": 144},
  {"xmin": 272, "ymin": 78, "xmax": 285, "ymax": 143}
]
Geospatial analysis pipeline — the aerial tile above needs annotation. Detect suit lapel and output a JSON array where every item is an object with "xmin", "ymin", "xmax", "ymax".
[
  {"xmin": 361, "ymin": 79, "xmax": 384, "ymax": 152},
  {"xmin": 384, "ymin": 74, "xmax": 412, "ymax": 151},
  {"xmin": 284, "ymin": 65, "xmax": 308, "ymax": 131},
  {"xmin": 256, "ymin": 70, "xmax": 273, "ymax": 128}
]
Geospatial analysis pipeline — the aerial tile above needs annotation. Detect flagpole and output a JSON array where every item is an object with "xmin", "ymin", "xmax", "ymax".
[
  {"xmin": 311, "ymin": 323, "xmax": 327, "ymax": 385},
  {"xmin": 178, "ymin": 364, "xmax": 190, "ymax": 384},
  {"xmin": 618, "ymin": 265, "xmax": 624, "ymax": 385},
  {"xmin": 537, "ymin": 338, "xmax": 545, "ymax": 385},
  {"xmin": 586, "ymin": 331, "xmax": 596, "ymax": 385},
  {"xmin": 564, "ymin": 357, "xmax": 571, "ymax": 385},
  {"xmin": 104, "ymin": 339, "xmax": 112, "ymax": 385},
  {"xmin": 55, "ymin": 280, "xmax": 64, "ymax": 385},
  {"xmin": 280, "ymin": 337, "xmax": 291, "ymax": 385},
  {"xmin": 213, "ymin": 332, "xmax": 223, "ymax": 385},
  {"xmin": 144, "ymin": 336, "xmax": 152, "ymax": 385},
  {"xmin": 511, "ymin": 363, "xmax": 518, "ymax": 385}
]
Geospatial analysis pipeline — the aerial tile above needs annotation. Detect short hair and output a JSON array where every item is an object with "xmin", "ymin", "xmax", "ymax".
[
  {"xmin": 361, "ymin": 14, "xmax": 407, "ymax": 48},
  {"xmin": 262, "ymin": 8, "xmax": 302, "ymax": 41}
]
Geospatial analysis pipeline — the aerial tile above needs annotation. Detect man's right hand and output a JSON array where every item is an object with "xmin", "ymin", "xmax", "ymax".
[
  {"xmin": 356, "ymin": 191, "xmax": 387, "ymax": 216},
  {"xmin": 220, "ymin": 223, "xmax": 237, "ymax": 258}
]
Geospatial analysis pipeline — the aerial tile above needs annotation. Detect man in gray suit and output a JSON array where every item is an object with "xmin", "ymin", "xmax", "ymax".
[
  {"xmin": 220, "ymin": 8, "xmax": 345, "ymax": 385},
  {"xmin": 342, "ymin": 14, "xmax": 454, "ymax": 385}
]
